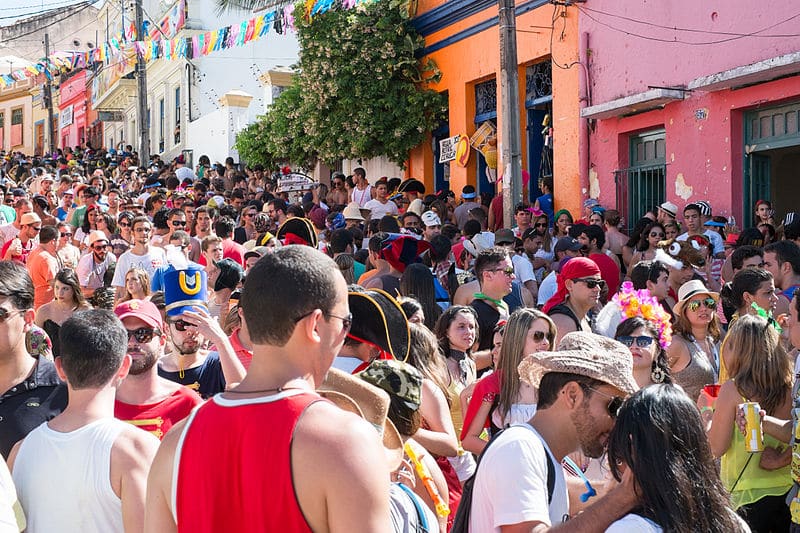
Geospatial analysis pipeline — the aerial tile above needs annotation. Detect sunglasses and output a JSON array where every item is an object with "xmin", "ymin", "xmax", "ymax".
[
  {"xmin": 92, "ymin": 244, "xmax": 108, "ymax": 251},
  {"xmin": 687, "ymin": 297, "xmax": 716, "ymax": 312},
  {"xmin": 118, "ymin": 222, "xmax": 131, "ymax": 227},
  {"xmin": 60, "ymin": 232, "xmax": 72, "ymax": 237},
  {"xmin": 294, "ymin": 310, "xmax": 353, "ymax": 333},
  {"xmin": 171, "ymin": 220, "xmax": 187, "ymax": 227},
  {"xmin": 134, "ymin": 227, "xmax": 152, "ymax": 233},
  {"xmin": 574, "ymin": 278, "xmax": 606, "ymax": 290},
  {"xmin": 584, "ymin": 386, "xmax": 624, "ymax": 418},
  {"xmin": 531, "ymin": 330, "xmax": 552, "ymax": 343},
  {"xmin": 649, "ymin": 232, "xmax": 665, "ymax": 238},
  {"xmin": 126, "ymin": 327, "xmax": 157, "ymax": 343},
  {"xmin": 492, "ymin": 267, "xmax": 516, "ymax": 276},
  {"xmin": 0, "ymin": 307, "xmax": 23, "ymax": 323},
  {"xmin": 169, "ymin": 319, "xmax": 193, "ymax": 332},
  {"xmin": 29, "ymin": 225, "xmax": 42, "ymax": 232},
  {"xmin": 243, "ymin": 212, "xmax": 255, "ymax": 218},
  {"xmin": 535, "ymin": 222, "xmax": 548, "ymax": 228},
  {"xmin": 617, "ymin": 335, "xmax": 654, "ymax": 348}
]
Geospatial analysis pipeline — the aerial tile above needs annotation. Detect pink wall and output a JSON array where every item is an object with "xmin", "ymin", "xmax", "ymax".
[
  {"xmin": 58, "ymin": 71, "xmax": 88, "ymax": 149},
  {"xmin": 580, "ymin": 0, "xmax": 800, "ymax": 103},
  {"xmin": 589, "ymin": 76, "xmax": 800, "ymax": 223}
]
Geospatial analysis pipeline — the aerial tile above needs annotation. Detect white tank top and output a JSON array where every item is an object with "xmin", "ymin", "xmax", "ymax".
[{"xmin": 11, "ymin": 418, "xmax": 127, "ymax": 533}]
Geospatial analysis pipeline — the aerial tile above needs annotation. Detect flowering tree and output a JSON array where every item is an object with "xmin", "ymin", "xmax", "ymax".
[{"xmin": 235, "ymin": 0, "xmax": 446, "ymax": 167}]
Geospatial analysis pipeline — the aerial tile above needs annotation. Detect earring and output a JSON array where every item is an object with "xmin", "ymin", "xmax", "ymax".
[{"xmin": 651, "ymin": 362, "xmax": 666, "ymax": 384}]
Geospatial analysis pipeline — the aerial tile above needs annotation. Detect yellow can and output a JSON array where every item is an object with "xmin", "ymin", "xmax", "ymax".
[{"xmin": 740, "ymin": 402, "xmax": 763, "ymax": 453}]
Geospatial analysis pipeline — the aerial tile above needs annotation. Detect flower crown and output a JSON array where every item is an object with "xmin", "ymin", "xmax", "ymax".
[{"xmin": 613, "ymin": 281, "xmax": 673, "ymax": 349}]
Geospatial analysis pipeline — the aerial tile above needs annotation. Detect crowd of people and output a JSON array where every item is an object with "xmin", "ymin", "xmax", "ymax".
[{"xmin": 1, "ymin": 146, "xmax": 800, "ymax": 532}]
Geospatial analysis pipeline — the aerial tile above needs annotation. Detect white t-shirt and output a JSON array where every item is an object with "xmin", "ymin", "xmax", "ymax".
[
  {"xmin": 511, "ymin": 253, "xmax": 536, "ymax": 285},
  {"xmin": 111, "ymin": 247, "xmax": 168, "ymax": 288},
  {"xmin": 469, "ymin": 424, "xmax": 568, "ymax": 531},
  {"xmin": 606, "ymin": 514, "xmax": 662, "ymax": 532},
  {"xmin": 76, "ymin": 252, "xmax": 116, "ymax": 291},
  {"xmin": 538, "ymin": 271, "xmax": 558, "ymax": 306},
  {"xmin": 364, "ymin": 199, "xmax": 398, "ymax": 220}
]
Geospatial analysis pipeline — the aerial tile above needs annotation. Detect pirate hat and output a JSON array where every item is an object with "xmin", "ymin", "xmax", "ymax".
[
  {"xmin": 348, "ymin": 287, "xmax": 410, "ymax": 362},
  {"xmin": 164, "ymin": 265, "xmax": 208, "ymax": 317},
  {"xmin": 379, "ymin": 234, "xmax": 431, "ymax": 274},
  {"xmin": 397, "ymin": 178, "xmax": 425, "ymax": 195},
  {"xmin": 277, "ymin": 217, "xmax": 318, "ymax": 247}
]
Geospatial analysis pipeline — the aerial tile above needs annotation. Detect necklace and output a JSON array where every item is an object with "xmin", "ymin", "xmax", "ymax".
[{"xmin": 226, "ymin": 385, "xmax": 308, "ymax": 395}]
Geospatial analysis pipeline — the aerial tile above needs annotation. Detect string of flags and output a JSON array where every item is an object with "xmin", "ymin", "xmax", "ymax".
[{"xmin": 0, "ymin": 0, "xmax": 371, "ymax": 89}]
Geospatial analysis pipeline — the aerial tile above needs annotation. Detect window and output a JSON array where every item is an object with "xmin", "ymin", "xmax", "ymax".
[
  {"xmin": 614, "ymin": 130, "xmax": 666, "ymax": 231},
  {"xmin": 158, "ymin": 98, "xmax": 165, "ymax": 152},
  {"xmin": 10, "ymin": 108, "xmax": 23, "ymax": 147},
  {"xmin": 174, "ymin": 87, "xmax": 181, "ymax": 145},
  {"xmin": 0, "ymin": 112, "xmax": 4, "ymax": 148}
]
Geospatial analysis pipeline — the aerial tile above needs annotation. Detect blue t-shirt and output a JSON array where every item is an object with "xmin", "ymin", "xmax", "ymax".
[{"xmin": 538, "ymin": 193, "xmax": 554, "ymax": 226}]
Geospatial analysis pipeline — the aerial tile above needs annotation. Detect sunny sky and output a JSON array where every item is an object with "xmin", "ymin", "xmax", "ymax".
[{"xmin": 0, "ymin": 0, "xmax": 104, "ymax": 26}]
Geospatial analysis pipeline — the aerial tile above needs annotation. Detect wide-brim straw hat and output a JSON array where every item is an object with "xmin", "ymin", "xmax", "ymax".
[
  {"xmin": 518, "ymin": 331, "xmax": 639, "ymax": 395},
  {"xmin": 342, "ymin": 202, "xmax": 365, "ymax": 221},
  {"xmin": 319, "ymin": 367, "xmax": 404, "ymax": 471},
  {"xmin": 672, "ymin": 279, "xmax": 719, "ymax": 318}
]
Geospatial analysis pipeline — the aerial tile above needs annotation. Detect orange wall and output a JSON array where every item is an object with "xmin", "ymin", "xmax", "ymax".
[{"xmin": 408, "ymin": 2, "xmax": 582, "ymax": 215}]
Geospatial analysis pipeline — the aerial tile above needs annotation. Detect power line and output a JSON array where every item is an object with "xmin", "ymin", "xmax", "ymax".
[
  {"xmin": 0, "ymin": 0, "xmax": 88, "ymax": 12},
  {"xmin": 0, "ymin": 1, "xmax": 92, "ymax": 21},
  {"xmin": 0, "ymin": 3, "xmax": 94, "ymax": 42},
  {"xmin": 576, "ymin": 6, "xmax": 800, "ymax": 45}
]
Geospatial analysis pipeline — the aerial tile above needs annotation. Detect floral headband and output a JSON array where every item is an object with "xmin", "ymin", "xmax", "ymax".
[{"xmin": 613, "ymin": 281, "xmax": 673, "ymax": 349}]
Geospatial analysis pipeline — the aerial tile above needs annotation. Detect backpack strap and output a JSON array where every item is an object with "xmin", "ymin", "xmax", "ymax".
[
  {"xmin": 545, "ymin": 450, "xmax": 556, "ymax": 504},
  {"xmin": 394, "ymin": 482, "xmax": 431, "ymax": 533}
]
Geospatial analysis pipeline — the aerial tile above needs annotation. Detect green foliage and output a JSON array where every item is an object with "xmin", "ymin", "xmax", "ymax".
[{"xmin": 235, "ymin": 0, "xmax": 447, "ymax": 167}]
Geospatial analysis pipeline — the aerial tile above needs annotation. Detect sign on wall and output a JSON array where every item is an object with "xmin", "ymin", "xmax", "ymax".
[{"xmin": 438, "ymin": 135, "xmax": 460, "ymax": 163}]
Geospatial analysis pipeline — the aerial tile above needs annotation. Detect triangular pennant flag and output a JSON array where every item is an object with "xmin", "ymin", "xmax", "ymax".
[{"xmin": 244, "ymin": 18, "xmax": 255, "ymax": 42}]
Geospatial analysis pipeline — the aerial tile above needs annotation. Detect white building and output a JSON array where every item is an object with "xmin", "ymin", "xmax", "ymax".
[{"xmin": 91, "ymin": 0, "xmax": 299, "ymax": 166}]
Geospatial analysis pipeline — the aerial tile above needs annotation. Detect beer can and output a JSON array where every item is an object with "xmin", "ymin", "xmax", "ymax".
[{"xmin": 740, "ymin": 402, "xmax": 763, "ymax": 453}]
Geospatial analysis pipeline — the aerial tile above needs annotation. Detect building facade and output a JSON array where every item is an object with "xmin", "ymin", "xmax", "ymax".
[
  {"xmin": 580, "ymin": 0, "xmax": 800, "ymax": 228},
  {"xmin": 408, "ymin": 0, "xmax": 584, "ymax": 215}
]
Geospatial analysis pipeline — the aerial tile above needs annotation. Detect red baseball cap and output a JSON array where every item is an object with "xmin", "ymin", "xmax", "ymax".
[{"xmin": 114, "ymin": 299, "xmax": 163, "ymax": 330}]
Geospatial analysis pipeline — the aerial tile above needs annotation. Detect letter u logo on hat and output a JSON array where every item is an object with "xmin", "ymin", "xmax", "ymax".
[{"xmin": 179, "ymin": 271, "xmax": 202, "ymax": 295}]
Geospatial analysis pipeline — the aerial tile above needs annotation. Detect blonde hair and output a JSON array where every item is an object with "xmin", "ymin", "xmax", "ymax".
[
  {"xmin": 497, "ymin": 308, "xmax": 556, "ymax": 421},
  {"xmin": 122, "ymin": 267, "xmax": 151, "ymax": 302},
  {"xmin": 725, "ymin": 314, "xmax": 791, "ymax": 415}
]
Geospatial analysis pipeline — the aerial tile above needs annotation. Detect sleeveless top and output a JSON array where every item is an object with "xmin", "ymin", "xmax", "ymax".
[
  {"xmin": 12, "ymin": 418, "xmax": 129, "ymax": 533},
  {"xmin": 671, "ymin": 334, "xmax": 717, "ymax": 402},
  {"xmin": 42, "ymin": 319, "xmax": 61, "ymax": 358},
  {"xmin": 174, "ymin": 390, "xmax": 321, "ymax": 532},
  {"xmin": 547, "ymin": 303, "xmax": 584, "ymax": 332},
  {"xmin": 721, "ymin": 394, "xmax": 792, "ymax": 509}
]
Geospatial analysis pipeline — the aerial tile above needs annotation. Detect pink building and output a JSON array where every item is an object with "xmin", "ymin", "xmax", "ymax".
[
  {"xmin": 579, "ymin": 1, "xmax": 800, "ymax": 229},
  {"xmin": 57, "ymin": 70, "xmax": 91, "ymax": 151}
]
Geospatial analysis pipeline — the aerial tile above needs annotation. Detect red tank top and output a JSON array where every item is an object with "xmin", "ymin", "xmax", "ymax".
[{"xmin": 175, "ymin": 389, "xmax": 321, "ymax": 532}]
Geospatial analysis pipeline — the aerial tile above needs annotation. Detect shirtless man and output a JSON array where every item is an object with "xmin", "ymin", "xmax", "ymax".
[{"xmin": 145, "ymin": 245, "xmax": 389, "ymax": 532}]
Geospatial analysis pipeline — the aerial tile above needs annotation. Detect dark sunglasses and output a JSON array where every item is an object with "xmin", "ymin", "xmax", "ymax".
[
  {"xmin": 492, "ymin": 267, "xmax": 516, "ymax": 276},
  {"xmin": 617, "ymin": 335, "xmax": 654, "ymax": 348},
  {"xmin": 649, "ymin": 232, "xmax": 665, "ymax": 238},
  {"xmin": 60, "ymin": 232, "xmax": 72, "ymax": 237},
  {"xmin": 126, "ymin": 327, "xmax": 157, "ymax": 343},
  {"xmin": 0, "ymin": 307, "xmax": 24, "ymax": 323},
  {"xmin": 118, "ymin": 222, "xmax": 131, "ymax": 227},
  {"xmin": 585, "ymin": 386, "xmax": 624, "ymax": 418},
  {"xmin": 92, "ymin": 244, "xmax": 108, "ymax": 251},
  {"xmin": 294, "ymin": 310, "xmax": 353, "ymax": 333},
  {"xmin": 169, "ymin": 319, "xmax": 193, "ymax": 332},
  {"xmin": 243, "ymin": 212, "xmax": 255, "ymax": 218},
  {"xmin": 171, "ymin": 220, "xmax": 187, "ymax": 227},
  {"xmin": 687, "ymin": 297, "xmax": 716, "ymax": 312},
  {"xmin": 535, "ymin": 222, "xmax": 548, "ymax": 228},
  {"xmin": 531, "ymin": 330, "xmax": 553, "ymax": 343},
  {"xmin": 574, "ymin": 278, "xmax": 606, "ymax": 290}
]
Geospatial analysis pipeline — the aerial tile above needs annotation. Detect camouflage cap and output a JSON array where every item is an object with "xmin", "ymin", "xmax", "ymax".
[{"xmin": 359, "ymin": 359, "xmax": 422, "ymax": 410}]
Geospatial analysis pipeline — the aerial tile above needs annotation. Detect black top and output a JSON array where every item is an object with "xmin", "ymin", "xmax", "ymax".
[
  {"xmin": 0, "ymin": 356, "xmax": 68, "ymax": 458},
  {"xmin": 43, "ymin": 319, "xmax": 61, "ymax": 358},
  {"xmin": 158, "ymin": 351, "xmax": 225, "ymax": 400},
  {"xmin": 470, "ymin": 299, "xmax": 501, "ymax": 352}
]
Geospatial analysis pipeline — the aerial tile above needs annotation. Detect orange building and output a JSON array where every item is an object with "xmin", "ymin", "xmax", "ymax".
[{"xmin": 408, "ymin": 0, "xmax": 584, "ymax": 217}]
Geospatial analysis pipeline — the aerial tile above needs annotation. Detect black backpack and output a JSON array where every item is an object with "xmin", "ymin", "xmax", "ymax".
[{"xmin": 450, "ymin": 429, "xmax": 556, "ymax": 533}]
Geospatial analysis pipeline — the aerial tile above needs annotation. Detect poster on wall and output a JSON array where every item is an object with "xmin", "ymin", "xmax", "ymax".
[
  {"xmin": 59, "ymin": 105, "xmax": 74, "ymax": 129},
  {"xmin": 438, "ymin": 135, "xmax": 459, "ymax": 163}
]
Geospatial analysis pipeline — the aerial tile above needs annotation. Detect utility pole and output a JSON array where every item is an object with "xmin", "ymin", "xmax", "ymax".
[
  {"xmin": 498, "ymin": 0, "xmax": 523, "ymax": 228},
  {"xmin": 43, "ymin": 33, "xmax": 56, "ymax": 156},
  {"xmin": 134, "ymin": 0, "xmax": 150, "ymax": 165}
]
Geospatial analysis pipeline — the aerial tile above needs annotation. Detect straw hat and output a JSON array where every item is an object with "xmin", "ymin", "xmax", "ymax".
[
  {"xmin": 518, "ymin": 331, "xmax": 639, "ymax": 395},
  {"xmin": 342, "ymin": 202, "xmax": 365, "ymax": 221},
  {"xmin": 672, "ymin": 279, "xmax": 719, "ymax": 318},
  {"xmin": 19, "ymin": 213, "xmax": 41, "ymax": 226},
  {"xmin": 319, "ymin": 368, "xmax": 403, "ymax": 471},
  {"xmin": 87, "ymin": 230, "xmax": 109, "ymax": 246}
]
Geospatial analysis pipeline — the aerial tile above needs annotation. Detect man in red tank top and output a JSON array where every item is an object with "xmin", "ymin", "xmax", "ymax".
[{"xmin": 145, "ymin": 245, "xmax": 391, "ymax": 532}]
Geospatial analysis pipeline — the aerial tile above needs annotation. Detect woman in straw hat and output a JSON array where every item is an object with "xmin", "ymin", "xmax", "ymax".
[
  {"xmin": 707, "ymin": 315, "xmax": 792, "ymax": 531},
  {"xmin": 461, "ymin": 308, "xmax": 555, "ymax": 455},
  {"xmin": 607, "ymin": 384, "xmax": 748, "ymax": 532},
  {"xmin": 667, "ymin": 279, "xmax": 722, "ymax": 402}
]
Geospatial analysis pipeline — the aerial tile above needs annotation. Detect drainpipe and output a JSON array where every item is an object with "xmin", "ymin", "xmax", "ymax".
[
  {"xmin": 185, "ymin": 62, "xmax": 194, "ymax": 122},
  {"xmin": 578, "ymin": 31, "xmax": 591, "ymax": 202}
]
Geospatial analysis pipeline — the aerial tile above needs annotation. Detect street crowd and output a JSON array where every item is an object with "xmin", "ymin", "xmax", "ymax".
[{"xmin": 0, "ymin": 145, "xmax": 800, "ymax": 532}]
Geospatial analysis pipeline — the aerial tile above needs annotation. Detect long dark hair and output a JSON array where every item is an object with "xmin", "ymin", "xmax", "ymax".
[
  {"xmin": 635, "ymin": 221, "xmax": 666, "ymax": 252},
  {"xmin": 625, "ymin": 217, "xmax": 653, "ymax": 249},
  {"xmin": 55, "ymin": 268, "xmax": 88, "ymax": 308},
  {"xmin": 614, "ymin": 316, "xmax": 671, "ymax": 384},
  {"xmin": 433, "ymin": 305, "xmax": 479, "ymax": 356},
  {"xmin": 400, "ymin": 263, "xmax": 442, "ymax": 330},
  {"xmin": 608, "ymin": 385, "xmax": 743, "ymax": 532}
]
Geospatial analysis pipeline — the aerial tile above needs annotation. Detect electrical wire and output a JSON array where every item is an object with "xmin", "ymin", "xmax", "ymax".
[
  {"xmin": 577, "ymin": 5, "xmax": 800, "ymax": 45},
  {"xmin": 579, "ymin": 5, "xmax": 800, "ymax": 39},
  {"xmin": 0, "ymin": 0, "xmax": 89, "ymax": 12},
  {"xmin": 0, "ymin": 2, "xmax": 94, "ymax": 41},
  {"xmin": 0, "ymin": 0, "xmax": 93, "ymax": 20}
]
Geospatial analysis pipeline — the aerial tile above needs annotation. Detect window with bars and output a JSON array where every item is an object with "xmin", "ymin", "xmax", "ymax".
[
  {"xmin": 614, "ymin": 130, "xmax": 666, "ymax": 231},
  {"xmin": 474, "ymin": 79, "xmax": 497, "ymax": 123}
]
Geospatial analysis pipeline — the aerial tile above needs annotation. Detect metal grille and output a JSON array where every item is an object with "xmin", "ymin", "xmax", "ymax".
[
  {"xmin": 525, "ymin": 61, "xmax": 552, "ymax": 103},
  {"xmin": 475, "ymin": 79, "xmax": 497, "ymax": 117},
  {"xmin": 614, "ymin": 164, "xmax": 666, "ymax": 232}
]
